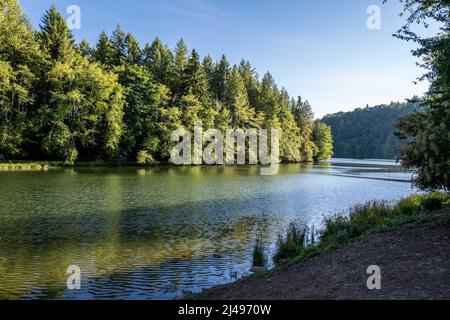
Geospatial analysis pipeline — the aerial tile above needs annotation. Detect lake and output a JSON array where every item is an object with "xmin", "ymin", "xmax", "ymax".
[{"xmin": 0, "ymin": 159, "xmax": 416, "ymax": 299}]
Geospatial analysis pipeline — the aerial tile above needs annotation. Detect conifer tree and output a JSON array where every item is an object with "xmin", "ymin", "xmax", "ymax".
[
  {"xmin": 212, "ymin": 55, "xmax": 230, "ymax": 102},
  {"xmin": 110, "ymin": 24, "xmax": 127, "ymax": 66},
  {"xmin": 225, "ymin": 66, "xmax": 257, "ymax": 128},
  {"xmin": 202, "ymin": 55, "xmax": 215, "ymax": 93},
  {"xmin": 239, "ymin": 60, "xmax": 260, "ymax": 109},
  {"xmin": 182, "ymin": 49, "xmax": 210, "ymax": 104},
  {"xmin": 142, "ymin": 37, "xmax": 174, "ymax": 85},
  {"xmin": 93, "ymin": 31, "xmax": 113, "ymax": 65},
  {"xmin": 125, "ymin": 33, "xmax": 141, "ymax": 65},
  {"xmin": 37, "ymin": 4, "xmax": 75, "ymax": 62},
  {"xmin": 312, "ymin": 121, "xmax": 334, "ymax": 162},
  {"xmin": 172, "ymin": 38, "xmax": 188, "ymax": 98},
  {"xmin": 78, "ymin": 39, "xmax": 92, "ymax": 59}
]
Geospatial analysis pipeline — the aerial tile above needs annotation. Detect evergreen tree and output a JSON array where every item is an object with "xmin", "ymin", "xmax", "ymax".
[
  {"xmin": 294, "ymin": 97, "xmax": 315, "ymax": 161},
  {"xmin": 142, "ymin": 37, "xmax": 174, "ymax": 85},
  {"xmin": 125, "ymin": 33, "xmax": 141, "ymax": 65},
  {"xmin": 171, "ymin": 38, "xmax": 188, "ymax": 97},
  {"xmin": 110, "ymin": 24, "xmax": 127, "ymax": 66},
  {"xmin": 93, "ymin": 31, "xmax": 113, "ymax": 65},
  {"xmin": 259, "ymin": 72, "xmax": 281, "ymax": 119},
  {"xmin": 182, "ymin": 49, "xmax": 209, "ymax": 104},
  {"xmin": 78, "ymin": 39, "xmax": 92, "ymax": 59},
  {"xmin": 239, "ymin": 60, "xmax": 260, "ymax": 109},
  {"xmin": 116, "ymin": 64, "xmax": 168, "ymax": 160},
  {"xmin": 37, "ymin": 4, "xmax": 75, "ymax": 62},
  {"xmin": 278, "ymin": 88, "xmax": 302, "ymax": 162},
  {"xmin": 312, "ymin": 121, "xmax": 334, "ymax": 162},
  {"xmin": 212, "ymin": 55, "xmax": 230, "ymax": 102},
  {"xmin": 225, "ymin": 66, "xmax": 257, "ymax": 128},
  {"xmin": 202, "ymin": 54, "xmax": 215, "ymax": 93}
]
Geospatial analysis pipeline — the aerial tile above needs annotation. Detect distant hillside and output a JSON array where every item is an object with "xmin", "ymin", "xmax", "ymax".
[{"xmin": 321, "ymin": 102, "xmax": 420, "ymax": 159}]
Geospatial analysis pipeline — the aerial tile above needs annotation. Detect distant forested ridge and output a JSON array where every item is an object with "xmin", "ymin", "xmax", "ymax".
[
  {"xmin": 0, "ymin": 1, "xmax": 333, "ymax": 164},
  {"xmin": 321, "ymin": 101, "xmax": 421, "ymax": 159}
]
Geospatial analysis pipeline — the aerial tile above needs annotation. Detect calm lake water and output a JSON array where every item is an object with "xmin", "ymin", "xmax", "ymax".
[{"xmin": 0, "ymin": 159, "xmax": 416, "ymax": 299}]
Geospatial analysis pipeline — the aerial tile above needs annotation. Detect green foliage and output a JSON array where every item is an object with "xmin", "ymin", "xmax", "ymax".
[
  {"xmin": 0, "ymin": 1, "xmax": 332, "ymax": 165},
  {"xmin": 312, "ymin": 121, "xmax": 334, "ymax": 162},
  {"xmin": 136, "ymin": 150, "xmax": 155, "ymax": 166},
  {"xmin": 390, "ymin": 0, "xmax": 450, "ymax": 191},
  {"xmin": 42, "ymin": 57, "xmax": 124, "ymax": 163},
  {"xmin": 322, "ymin": 102, "xmax": 419, "ymax": 159},
  {"xmin": 93, "ymin": 31, "xmax": 113, "ymax": 65},
  {"xmin": 321, "ymin": 193, "xmax": 450, "ymax": 246},
  {"xmin": 269, "ymin": 193, "xmax": 450, "ymax": 266},
  {"xmin": 37, "ymin": 4, "xmax": 75, "ymax": 62},
  {"xmin": 274, "ymin": 222, "xmax": 310, "ymax": 263},
  {"xmin": 0, "ymin": 0, "xmax": 44, "ymax": 159}
]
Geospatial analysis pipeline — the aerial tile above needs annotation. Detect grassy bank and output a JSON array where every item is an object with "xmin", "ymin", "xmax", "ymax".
[
  {"xmin": 0, "ymin": 160, "xmax": 154, "ymax": 171},
  {"xmin": 187, "ymin": 192, "xmax": 450, "ymax": 299},
  {"xmin": 272, "ymin": 192, "xmax": 450, "ymax": 267}
]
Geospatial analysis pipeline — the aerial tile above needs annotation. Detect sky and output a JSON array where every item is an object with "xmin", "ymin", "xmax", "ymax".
[{"xmin": 19, "ymin": 0, "xmax": 431, "ymax": 118}]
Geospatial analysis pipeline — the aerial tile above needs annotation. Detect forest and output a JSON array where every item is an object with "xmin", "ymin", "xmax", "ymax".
[
  {"xmin": 322, "ymin": 101, "xmax": 420, "ymax": 159},
  {"xmin": 0, "ymin": 1, "xmax": 333, "ymax": 165}
]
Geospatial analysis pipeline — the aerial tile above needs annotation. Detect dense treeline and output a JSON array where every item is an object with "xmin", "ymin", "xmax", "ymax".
[
  {"xmin": 322, "ymin": 101, "xmax": 420, "ymax": 159},
  {"xmin": 0, "ymin": 1, "xmax": 333, "ymax": 165}
]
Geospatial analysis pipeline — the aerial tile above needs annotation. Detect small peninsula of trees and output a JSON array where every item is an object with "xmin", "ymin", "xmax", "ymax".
[{"xmin": 0, "ymin": 0, "xmax": 333, "ymax": 165}]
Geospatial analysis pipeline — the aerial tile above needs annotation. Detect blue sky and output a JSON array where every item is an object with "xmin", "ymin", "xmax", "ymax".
[{"xmin": 20, "ymin": 0, "xmax": 430, "ymax": 118}]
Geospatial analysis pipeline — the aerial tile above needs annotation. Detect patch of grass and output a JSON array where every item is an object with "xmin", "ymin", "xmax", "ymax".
[
  {"xmin": 252, "ymin": 238, "xmax": 266, "ymax": 267},
  {"xmin": 275, "ymin": 193, "xmax": 450, "ymax": 267},
  {"xmin": 0, "ymin": 160, "xmax": 144, "ymax": 170},
  {"xmin": 273, "ymin": 222, "xmax": 311, "ymax": 264}
]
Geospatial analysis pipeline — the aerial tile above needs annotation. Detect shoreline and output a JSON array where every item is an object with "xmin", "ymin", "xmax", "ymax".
[
  {"xmin": 189, "ymin": 207, "xmax": 450, "ymax": 300},
  {"xmin": 0, "ymin": 158, "xmax": 400, "ymax": 172}
]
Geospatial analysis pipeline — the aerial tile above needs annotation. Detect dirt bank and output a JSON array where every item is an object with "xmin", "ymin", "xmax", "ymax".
[{"xmin": 197, "ymin": 210, "xmax": 450, "ymax": 300}]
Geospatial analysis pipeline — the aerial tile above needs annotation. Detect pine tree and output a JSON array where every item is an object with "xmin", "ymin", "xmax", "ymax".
[
  {"xmin": 93, "ymin": 31, "xmax": 113, "ymax": 65},
  {"xmin": 259, "ymin": 72, "xmax": 282, "ymax": 120},
  {"xmin": 37, "ymin": 4, "xmax": 75, "ymax": 62},
  {"xmin": 116, "ymin": 64, "xmax": 167, "ymax": 159},
  {"xmin": 125, "ymin": 33, "xmax": 141, "ymax": 65},
  {"xmin": 142, "ymin": 37, "xmax": 174, "ymax": 85},
  {"xmin": 172, "ymin": 38, "xmax": 188, "ymax": 98},
  {"xmin": 78, "ymin": 39, "xmax": 91, "ymax": 59},
  {"xmin": 110, "ymin": 24, "xmax": 127, "ymax": 66},
  {"xmin": 182, "ymin": 49, "xmax": 209, "ymax": 104},
  {"xmin": 212, "ymin": 55, "xmax": 230, "ymax": 102},
  {"xmin": 239, "ymin": 60, "xmax": 260, "ymax": 109},
  {"xmin": 294, "ymin": 97, "xmax": 315, "ymax": 161},
  {"xmin": 225, "ymin": 66, "xmax": 257, "ymax": 128},
  {"xmin": 202, "ymin": 54, "xmax": 215, "ymax": 92}
]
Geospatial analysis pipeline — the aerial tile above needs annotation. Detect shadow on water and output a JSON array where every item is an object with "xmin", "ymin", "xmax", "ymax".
[
  {"xmin": 0, "ymin": 162, "xmax": 416, "ymax": 299},
  {"xmin": 0, "ymin": 196, "xmax": 281, "ymax": 299}
]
